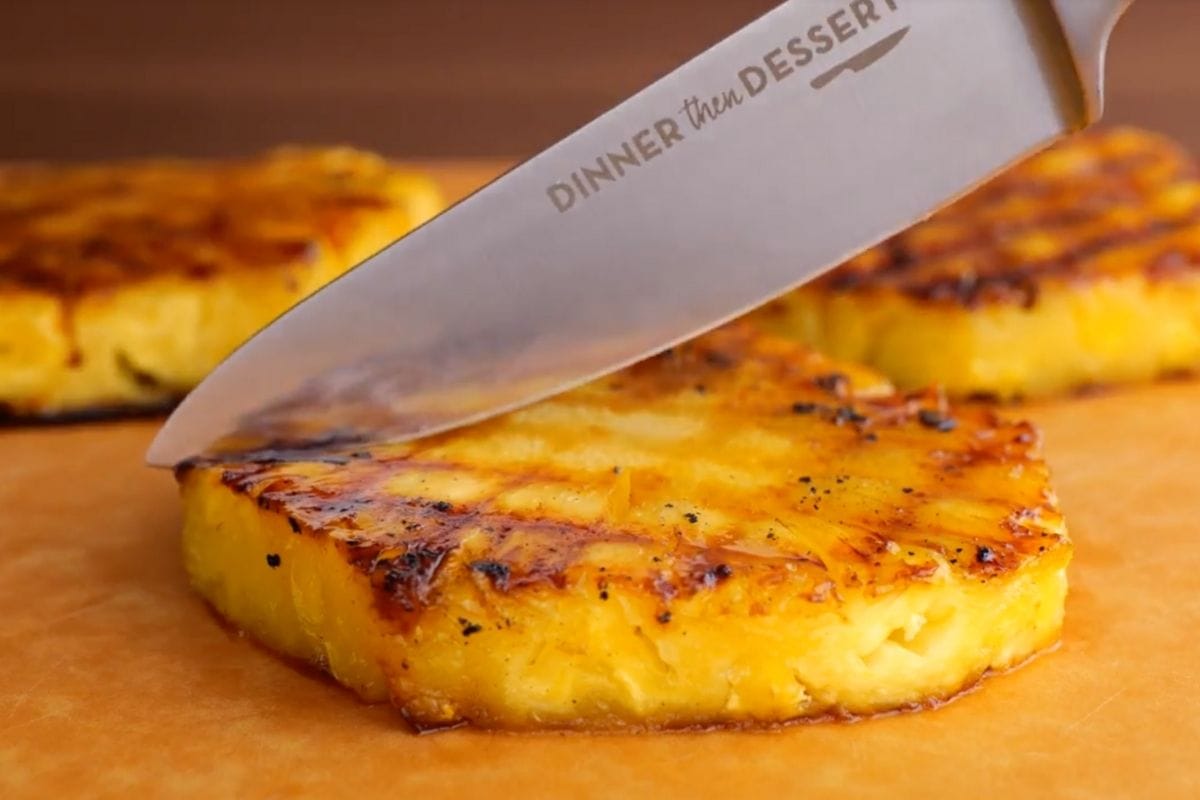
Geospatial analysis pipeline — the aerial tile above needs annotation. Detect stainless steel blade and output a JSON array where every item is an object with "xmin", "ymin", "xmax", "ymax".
[{"xmin": 148, "ymin": 0, "xmax": 1114, "ymax": 466}]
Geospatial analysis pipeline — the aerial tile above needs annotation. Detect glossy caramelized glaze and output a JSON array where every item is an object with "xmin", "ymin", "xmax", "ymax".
[
  {"xmin": 187, "ymin": 327, "xmax": 1057, "ymax": 613},
  {"xmin": 178, "ymin": 325, "xmax": 1070, "ymax": 730},
  {"xmin": 758, "ymin": 128, "xmax": 1200, "ymax": 398},
  {"xmin": 816, "ymin": 127, "xmax": 1200, "ymax": 307},
  {"xmin": 0, "ymin": 148, "xmax": 421, "ymax": 297},
  {"xmin": 0, "ymin": 148, "xmax": 441, "ymax": 418}
]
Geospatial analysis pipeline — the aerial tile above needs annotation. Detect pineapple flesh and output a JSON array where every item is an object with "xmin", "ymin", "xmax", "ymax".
[
  {"xmin": 178, "ymin": 325, "xmax": 1070, "ymax": 731},
  {"xmin": 0, "ymin": 148, "xmax": 442, "ymax": 419},
  {"xmin": 755, "ymin": 127, "xmax": 1200, "ymax": 399}
]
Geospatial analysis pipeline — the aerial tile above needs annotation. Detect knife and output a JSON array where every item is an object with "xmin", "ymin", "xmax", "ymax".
[{"xmin": 148, "ymin": 0, "xmax": 1131, "ymax": 466}]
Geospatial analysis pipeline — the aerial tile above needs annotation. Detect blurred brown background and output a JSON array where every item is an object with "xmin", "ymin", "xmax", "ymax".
[{"xmin": 1, "ymin": 0, "xmax": 1196, "ymax": 161}]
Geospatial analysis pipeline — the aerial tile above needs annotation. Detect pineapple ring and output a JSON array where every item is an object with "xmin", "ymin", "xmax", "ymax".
[
  {"xmin": 177, "ymin": 325, "xmax": 1070, "ymax": 731},
  {"xmin": 755, "ymin": 127, "xmax": 1200, "ymax": 399},
  {"xmin": 0, "ymin": 149, "xmax": 441, "ymax": 419}
]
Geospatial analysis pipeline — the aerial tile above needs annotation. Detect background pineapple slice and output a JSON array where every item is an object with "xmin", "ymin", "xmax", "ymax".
[
  {"xmin": 178, "ymin": 325, "xmax": 1070, "ymax": 731},
  {"xmin": 0, "ymin": 148, "xmax": 441, "ymax": 419},
  {"xmin": 754, "ymin": 127, "xmax": 1200, "ymax": 399}
]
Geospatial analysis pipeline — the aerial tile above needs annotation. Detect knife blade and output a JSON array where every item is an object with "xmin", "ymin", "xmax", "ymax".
[{"xmin": 148, "ymin": 0, "xmax": 1130, "ymax": 466}]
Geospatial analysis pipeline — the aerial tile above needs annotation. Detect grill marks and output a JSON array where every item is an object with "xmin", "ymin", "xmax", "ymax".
[
  {"xmin": 197, "ymin": 326, "xmax": 1065, "ymax": 625},
  {"xmin": 0, "ymin": 149, "xmax": 401, "ymax": 297},
  {"xmin": 818, "ymin": 128, "xmax": 1200, "ymax": 307},
  {"xmin": 0, "ymin": 227, "xmax": 317, "ymax": 297},
  {"xmin": 215, "ymin": 454, "xmax": 659, "ymax": 622},
  {"xmin": 0, "ymin": 150, "xmax": 419, "ymax": 420}
]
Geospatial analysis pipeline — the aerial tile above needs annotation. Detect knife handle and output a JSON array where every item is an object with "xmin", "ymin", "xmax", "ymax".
[{"xmin": 1050, "ymin": 0, "xmax": 1134, "ymax": 119}]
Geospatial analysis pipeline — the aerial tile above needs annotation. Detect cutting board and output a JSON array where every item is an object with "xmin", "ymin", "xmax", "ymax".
[{"xmin": 2, "ymin": 163, "xmax": 1198, "ymax": 800}]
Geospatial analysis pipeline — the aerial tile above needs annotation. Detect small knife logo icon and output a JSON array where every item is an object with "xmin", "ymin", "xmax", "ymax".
[{"xmin": 811, "ymin": 26, "xmax": 911, "ymax": 90}]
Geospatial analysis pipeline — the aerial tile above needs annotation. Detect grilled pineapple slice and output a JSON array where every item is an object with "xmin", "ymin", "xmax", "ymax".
[
  {"xmin": 755, "ymin": 127, "xmax": 1200, "ymax": 398},
  {"xmin": 178, "ymin": 325, "xmax": 1070, "ymax": 731},
  {"xmin": 0, "ymin": 148, "xmax": 441, "ymax": 419}
]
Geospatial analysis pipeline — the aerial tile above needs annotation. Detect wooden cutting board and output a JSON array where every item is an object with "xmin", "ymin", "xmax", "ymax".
[{"xmin": 2, "ymin": 163, "xmax": 1198, "ymax": 799}]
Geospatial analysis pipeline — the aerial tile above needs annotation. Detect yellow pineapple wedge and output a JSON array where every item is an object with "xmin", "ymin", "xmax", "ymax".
[
  {"xmin": 754, "ymin": 127, "xmax": 1200, "ymax": 399},
  {"xmin": 0, "ymin": 148, "xmax": 441, "ymax": 419},
  {"xmin": 177, "ymin": 325, "xmax": 1070, "ymax": 731}
]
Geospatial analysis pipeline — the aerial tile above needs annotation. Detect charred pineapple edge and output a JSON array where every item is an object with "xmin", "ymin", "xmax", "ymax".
[
  {"xmin": 0, "ymin": 164, "xmax": 443, "ymax": 419},
  {"xmin": 0, "ymin": 214, "xmax": 418, "ymax": 419},
  {"xmin": 179, "ymin": 467, "xmax": 1070, "ymax": 731}
]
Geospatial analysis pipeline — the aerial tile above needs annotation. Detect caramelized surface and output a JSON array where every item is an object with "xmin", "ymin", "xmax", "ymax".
[
  {"xmin": 0, "ymin": 148, "xmax": 435, "ymax": 296},
  {"xmin": 0, "ymin": 148, "xmax": 441, "ymax": 417},
  {"xmin": 190, "ymin": 328, "xmax": 1054, "ymax": 601},
  {"xmin": 758, "ymin": 128, "xmax": 1200, "ymax": 398},
  {"xmin": 179, "ymin": 325, "xmax": 1071, "ymax": 730},
  {"xmin": 815, "ymin": 127, "xmax": 1200, "ymax": 307}
]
